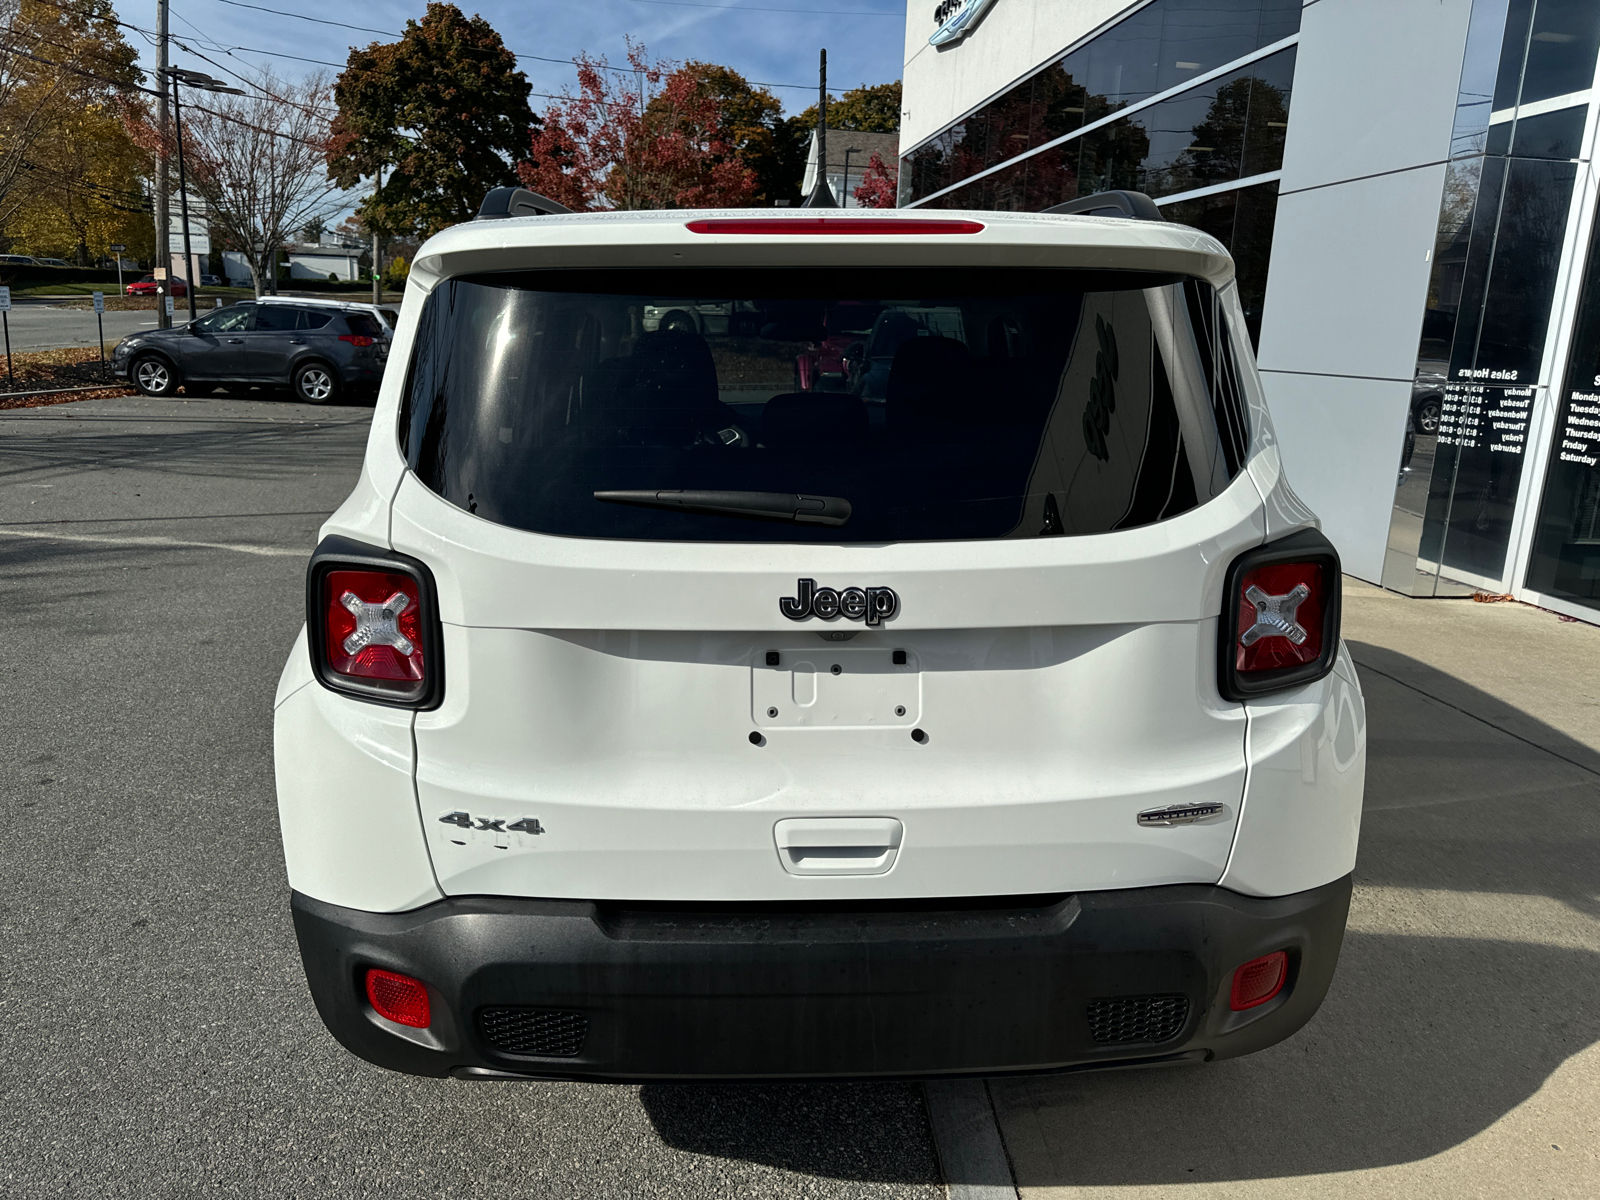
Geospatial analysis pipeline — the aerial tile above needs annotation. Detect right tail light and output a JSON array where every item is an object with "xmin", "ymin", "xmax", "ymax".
[{"xmin": 1218, "ymin": 528, "xmax": 1341, "ymax": 701}]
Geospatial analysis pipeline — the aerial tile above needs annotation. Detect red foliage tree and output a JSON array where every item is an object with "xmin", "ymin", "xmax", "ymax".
[
  {"xmin": 853, "ymin": 152, "xmax": 898, "ymax": 208},
  {"xmin": 520, "ymin": 42, "xmax": 756, "ymax": 211}
]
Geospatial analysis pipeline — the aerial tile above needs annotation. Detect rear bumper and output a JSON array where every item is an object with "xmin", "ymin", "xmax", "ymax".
[{"xmin": 291, "ymin": 874, "xmax": 1351, "ymax": 1081}]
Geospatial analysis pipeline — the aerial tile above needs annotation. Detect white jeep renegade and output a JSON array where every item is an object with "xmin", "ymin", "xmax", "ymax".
[{"xmin": 274, "ymin": 189, "xmax": 1366, "ymax": 1081}]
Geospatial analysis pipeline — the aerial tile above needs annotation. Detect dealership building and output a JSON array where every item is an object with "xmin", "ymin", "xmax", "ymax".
[{"xmin": 899, "ymin": 0, "xmax": 1600, "ymax": 620}]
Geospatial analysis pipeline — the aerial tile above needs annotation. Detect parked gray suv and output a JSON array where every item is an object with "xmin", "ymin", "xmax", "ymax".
[{"xmin": 112, "ymin": 301, "xmax": 389, "ymax": 404}]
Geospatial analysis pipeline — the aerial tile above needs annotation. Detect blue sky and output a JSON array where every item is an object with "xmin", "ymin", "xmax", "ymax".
[{"xmin": 113, "ymin": 0, "xmax": 909, "ymax": 117}]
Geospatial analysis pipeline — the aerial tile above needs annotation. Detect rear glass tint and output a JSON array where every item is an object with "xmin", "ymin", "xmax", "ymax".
[
  {"xmin": 345, "ymin": 313, "xmax": 383, "ymax": 336},
  {"xmin": 400, "ymin": 268, "xmax": 1248, "ymax": 543}
]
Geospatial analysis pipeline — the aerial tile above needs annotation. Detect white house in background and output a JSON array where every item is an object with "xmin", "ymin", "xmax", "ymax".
[
  {"xmin": 284, "ymin": 242, "xmax": 363, "ymax": 281},
  {"xmin": 800, "ymin": 129, "xmax": 899, "ymax": 207}
]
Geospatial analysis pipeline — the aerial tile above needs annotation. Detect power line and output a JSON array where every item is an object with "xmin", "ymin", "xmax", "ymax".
[{"xmin": 200, "ymin": 0, "xmax": 822, "ymax": 90}]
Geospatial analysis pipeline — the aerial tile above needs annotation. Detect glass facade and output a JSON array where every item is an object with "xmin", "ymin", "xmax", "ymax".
[
  {"xmin": 1384, "ymin": 0, "xmax": 1600, "ymax": 596},
  {"xmin": 901, "ymin": 0, "xmax": 1301, "ymax": 206},
  {"xmin": 901, "ymin": 0, "xmax": 1300, "ymax": 348},
  {"xmin": 1527, "ymin": 194, "xmax": 1600, "ymax": 605}
]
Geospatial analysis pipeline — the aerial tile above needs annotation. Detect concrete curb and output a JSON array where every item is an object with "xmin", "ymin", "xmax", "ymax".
[{"xmin": 923, "ymin": 1079, "xmax": 1019, "ymax": 1199}]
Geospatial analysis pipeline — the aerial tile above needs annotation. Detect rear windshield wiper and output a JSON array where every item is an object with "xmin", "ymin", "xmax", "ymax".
[{"xmin": 594, "ymin": 489, "xmax": 851, "ymax": 526}]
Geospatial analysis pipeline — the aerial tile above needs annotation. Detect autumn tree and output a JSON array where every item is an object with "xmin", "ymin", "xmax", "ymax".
[
  {"xmin": 521, "ymin": 43, "xmax": 755, "ymax": 211},
  {"xmin": 853, "ymin": 152, "xmax": 898, "ymax": 208},
  {"xmin": 328, "ymin": 3, "xmax": 536, "ymax": 236},
  {"xmin": 0, "ymin": 0, "xmax": 150, "ymax": 261},
  {"xmin": 668, "ymin": 64, "xmax": 790, "ymax": 204}
]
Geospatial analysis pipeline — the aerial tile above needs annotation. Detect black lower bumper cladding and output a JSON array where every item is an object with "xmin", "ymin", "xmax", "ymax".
[{"xmin": 291, "ymin": 876, "xmax": 1352, "ymax": 1081}]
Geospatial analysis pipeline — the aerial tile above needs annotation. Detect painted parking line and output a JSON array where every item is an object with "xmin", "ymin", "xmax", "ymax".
[{"xmin": 0, "ymin": 526, "xmax": 302, "ymax": 557}]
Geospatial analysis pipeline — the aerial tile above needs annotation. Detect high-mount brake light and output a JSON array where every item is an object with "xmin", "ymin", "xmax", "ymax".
[
  {"xmin": 365, "ymin": 968, "xmax": 431, "ymax": 1028},
  {"xmin": 684, "ymin": 217, "xmax": 985, "ymax": 236},
  {"xmin": 1229, "ymin": 951, "xmax": 1288, "ymax": 1011},
  {"xmin": 339, "ymin": 334, "xmax": 375, "ymax": 347},
  {"xmin": 306, "ymin": 536, "xmax": 443, "ymax": 709},
  {"xmin": 1217, "ymin": 529, "xmax": 1341, "ymax": 701}
]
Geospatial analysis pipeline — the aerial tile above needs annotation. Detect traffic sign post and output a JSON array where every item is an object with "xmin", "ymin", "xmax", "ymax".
[
  {"xmin": 0, "ymin": 285, "xmax": 12, "ymax": 389},
  {"xmin": 164, "ymin": 293, "xmax": 175, "ymax": 318},
  {"xmin": 93, "ymin": 291, "xmax": 106, "ymax": 379},
  {"xmin": 109, "ymin": 243, "xmax": 126, "ymax": 293}
]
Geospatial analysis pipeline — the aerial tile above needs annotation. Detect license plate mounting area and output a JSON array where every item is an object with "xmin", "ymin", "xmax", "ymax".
[{"xmin": 751, "ymin": 647, "xmax": 920, "ymax": 730}]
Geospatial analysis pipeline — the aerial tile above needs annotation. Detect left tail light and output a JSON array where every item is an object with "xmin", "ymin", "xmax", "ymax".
[
  {"xmin": 307, "ymin": 536, "xmax": 443, "ymax": 708},
  {"xmin": 339, "ymin": 334, "xmax": 375, "ymax": 347},
  {"xmin": 1218, "ymin": 528, "xmax": 1341, "ymax": 701}
]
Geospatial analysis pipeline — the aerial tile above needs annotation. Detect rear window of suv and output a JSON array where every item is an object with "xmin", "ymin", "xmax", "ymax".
[{"xmin": 399, "ymin": 267, "xmax": 1250, "ymax": 543}]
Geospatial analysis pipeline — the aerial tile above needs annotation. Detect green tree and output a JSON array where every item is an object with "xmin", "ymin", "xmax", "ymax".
[
  {"xmin": 790, "ymin": 80, "xmax": 902, "ymax": 133},
  {"xmin": 327, "ymin": 3, "xmax": 536, "ymax": 237}
]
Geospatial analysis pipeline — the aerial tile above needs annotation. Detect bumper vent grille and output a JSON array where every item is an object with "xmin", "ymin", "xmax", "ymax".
[
  {"xmin": 479, "ymin": 1007, "xmax": 588, "ymax": 1057},
  {"xmin": 1086, "ymin": 995, "xmax": 1189, "ymax": 1044}
]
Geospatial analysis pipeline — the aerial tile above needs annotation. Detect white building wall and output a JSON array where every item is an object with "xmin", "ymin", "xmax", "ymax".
[{"xmin": 1256, "ymin": 0, "xmax": 1476, "ymax": 582}]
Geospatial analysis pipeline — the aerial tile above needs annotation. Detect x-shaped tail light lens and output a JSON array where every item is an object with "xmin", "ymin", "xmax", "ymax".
[
  {"xmin": 1235, "ymin": 563, "xmax": 1326, "ymax": 673},
  {"xmin": 324, "ymin": 569, "xmax": 425, "ymax": 682}
]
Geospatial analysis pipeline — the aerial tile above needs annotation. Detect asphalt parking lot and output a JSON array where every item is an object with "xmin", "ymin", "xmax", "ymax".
[
  {"xmin": 0, "ymin": 395, "xmax": 941, "ymax": 1199},
  {"xmin": 2, "ymin": 394, "xmax": 1595, "ymax": 1197}
]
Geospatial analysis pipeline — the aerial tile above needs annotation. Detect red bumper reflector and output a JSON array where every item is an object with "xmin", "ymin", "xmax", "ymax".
[
  {"xmin": 1229, "ymin": 951, "xmax": 1288, "ymax": 1011},
  {"xmin": 684, "ymin": 218, "xmax": 985, "ymax": 236},
  {"xmin": 366, "ymin": 968, "xmax": 431, "ymax": 1028}
]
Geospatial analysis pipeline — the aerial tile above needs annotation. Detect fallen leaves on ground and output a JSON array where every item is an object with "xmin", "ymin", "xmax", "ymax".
[{"xmin": 0, "ymin": 347, "xmax": 130, "ymax": 409}]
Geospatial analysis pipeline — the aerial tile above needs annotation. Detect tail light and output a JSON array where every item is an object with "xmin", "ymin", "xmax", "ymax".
[
  {"xmin": 1229, "ymin": 951, "xmax": 1288, "ymax": 1011},
  {"xmin": 1218, "ymin": 528, "xmax": 1341, "ymax": 701},
  {"xmin": 339, "ymin": 334, "xmax": 375, "ymax": 347},
  {"xmin": 307, "ymin": 536, "xmax": 443, "ymax": 708},
  {"xmin": 365, "ymin": 968, "xmax": 431, "ymax": 1028}
]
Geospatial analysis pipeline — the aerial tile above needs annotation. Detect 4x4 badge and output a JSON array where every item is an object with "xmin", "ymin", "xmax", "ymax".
[{"xmin": 780, "ymin": 578, "xmax": 898, "ymax": 625}]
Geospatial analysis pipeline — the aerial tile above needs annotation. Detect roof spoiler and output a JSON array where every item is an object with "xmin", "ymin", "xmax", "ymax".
[
  {"xmin": 1042, "ymin": 190, "xmax": 1164, "ymax": 221},
  {"xmin": 475, "ymin": 186, "xmax": 573, "ymax": 220}
]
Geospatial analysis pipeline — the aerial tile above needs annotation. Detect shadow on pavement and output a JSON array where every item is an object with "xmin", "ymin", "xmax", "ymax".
[
  {"xmin": 984, "ymin": 646, "xmax": 1600, "ymax": 1187},
  {"xmin": 639, "ymin": 1081, "xmax": 942, "ymax": 1185}
]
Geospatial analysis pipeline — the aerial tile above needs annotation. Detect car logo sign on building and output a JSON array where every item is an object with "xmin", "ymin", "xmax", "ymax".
[{"xmin": 929, "ymin": 0, "xmax": 998, "ymax": 46}]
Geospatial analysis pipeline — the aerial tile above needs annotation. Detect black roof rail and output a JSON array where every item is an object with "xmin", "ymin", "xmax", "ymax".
[
  {"xmin": 475, "ymin": 186, "xmax": 573, "ymax": 220},
  {"xmin": 1042, "ymin": 190, "xmax": 1165, "ymax": 222}
]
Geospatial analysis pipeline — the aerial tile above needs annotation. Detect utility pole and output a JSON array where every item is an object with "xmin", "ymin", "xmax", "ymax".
[
  {"xmin": 155, "ymin": 0, "xmax": 170, "ymax": 328},
  {"xmin": 803, "ymin": 49, "xmax": 837, "ymax": 208},
  {"xmin": 171, "ymin": 72, "xmax": 196, "ymax": 323},
  {"xmin": 371, "ymin": 164, "xmax": 382, "ymax": 306}
]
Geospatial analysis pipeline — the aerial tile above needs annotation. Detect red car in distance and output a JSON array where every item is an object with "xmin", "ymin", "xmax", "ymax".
[
  {"xmin": 795, "ymin": 301, "xmax": 881, "ymax": 391},
  {"xmin": 126, "ymin": 276, "xmax": 188, "ymax": 297}
]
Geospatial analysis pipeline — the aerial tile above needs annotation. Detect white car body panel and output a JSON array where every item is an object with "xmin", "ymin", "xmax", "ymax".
[{"xmin": 274, "ymin": 208, "xmax": 1366, "ymax": 914}]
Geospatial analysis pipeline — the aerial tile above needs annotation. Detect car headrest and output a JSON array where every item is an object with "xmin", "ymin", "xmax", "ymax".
[
  {"xmin": 885, "ymin": 336, "xmax": 972, "ymax": 425},
  {"xmin": 762, "ymin": 392, "xmax": 870, "ymax": 449}
]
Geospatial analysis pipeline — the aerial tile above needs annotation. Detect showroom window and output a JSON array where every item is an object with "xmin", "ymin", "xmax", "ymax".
[
  {"xmin": 900, "ymin": 0, "xmax": 1300, "ymax": 207},
  {"xmin": 1526, "ymin": 193, "xmax": 1600, "ymax": 608},
  {"xmin": 1386, "ymin": 0, "xmax": 1599, "ymax": 595}
]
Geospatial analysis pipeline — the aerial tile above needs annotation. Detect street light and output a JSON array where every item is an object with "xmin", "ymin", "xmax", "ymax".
[{"xmin": 162, "ymin": 67, "xmax": 243, "ymax": 322}]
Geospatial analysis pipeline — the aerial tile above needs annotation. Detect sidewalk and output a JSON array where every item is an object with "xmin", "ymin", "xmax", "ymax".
[{"xmin": 989, "ymin": 580, "xmax": 1600, "ymax": 1199}]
